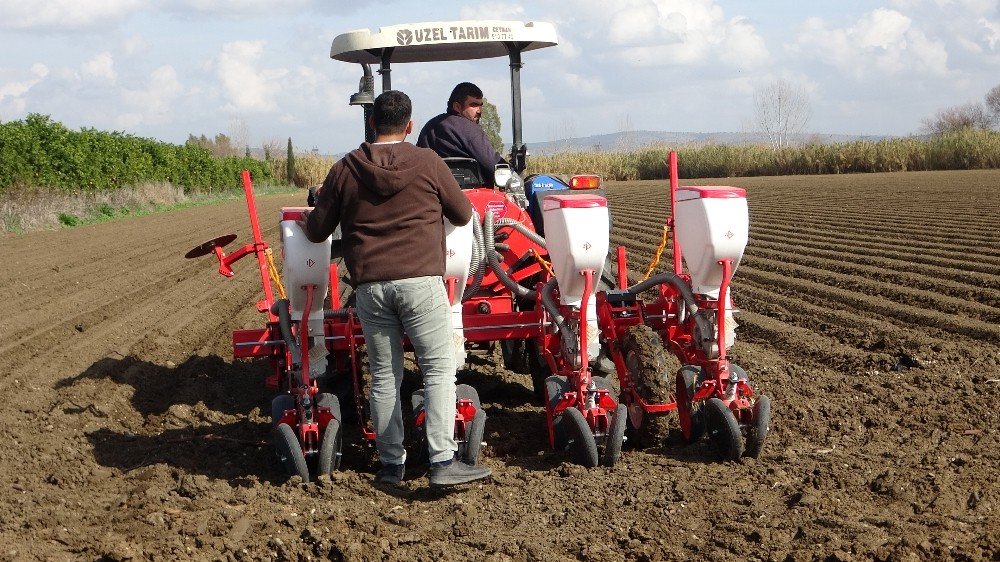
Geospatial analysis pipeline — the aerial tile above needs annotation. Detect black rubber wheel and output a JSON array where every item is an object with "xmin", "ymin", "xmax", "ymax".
[
  {"xmin": 500, "ymin": 340, "xmax": 530, "ymax": 374},
  {"xmin": 271, "ymin": 394, "xmax": 295, "ymax": 426},
  {"xmin": 744, "ymin": 395, "xmax": 771, "ymax": 459},
  {"xmin": 563, "ymin": 407, "xmax": 599, "ymax": 468},
  {"xmin": 317, "ymin": 392, "xmax": 342, "ymax": 421},
  {"xmin": 407, "ymin": 389, "xmax": 430, "ymax": 467},
  {"xmin": 274, "ymin": 422, "xmax": 310, "ymax": 482},
  {"xmin": 621, "ymin": 325, "xmax": 674, "ymax": 448},
  {"xmin": 675, "ymin": 365, "xmax": 706, "ymax": 444},
  {"xmin": 456, "ymin": 384, "xmax": 486, "ymax": 465},
  {"xmin": 528, "ymin": 340, "xmax": 551, "ymax": 404},
  {"xmin": 602, "ymin": 404, "xmax": 628, "ymax": 467},
  {"xmin": 316, "ymin": 393, "xmax": 343, "ymax": 474},
  {"xmin": 704, "ymin": 397, "xmax": 744, "ymax": 462},
  {"xmin": 544, "ymin": 375, "xmax": 570, "ymax": 448}
]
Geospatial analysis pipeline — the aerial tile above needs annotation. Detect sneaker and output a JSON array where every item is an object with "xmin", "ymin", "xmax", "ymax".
[
  {"xmin": 375, "ymin": 464, "xmax": 405, "ymax": 486},
  {"xmin": 428, "ymin": 459, "xmax": 492, "ymax": 487}
]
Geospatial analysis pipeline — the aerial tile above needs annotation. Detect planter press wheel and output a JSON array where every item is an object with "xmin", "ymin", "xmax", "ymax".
[
  {"xmin": 602, "ymin": 404, "xmax": 628, "ymax": 467},
  {"xmin": 563, "ymin": 406, "xmax": 599, "ymax": 468},
  {"xmin": 270, "ymin": 394, "xmax": 295, "ymax": 426},
  {"xmin": 456, "ymin": 384, "xmax": 486, "ymax": 465},
  {"xmin": 675, "ymin": 365, "xmax": 706, "ymax": 444},
  {"xmin": 621, "ymin": 324, "xmax": 674, "ymax": 448},
  {"xmin": 544, "ymin": 375, "xmax": 570, "ymax": 448},
  {"xmin": 274, "ymin": 422, "xmax": 310, "ymax": 482},
  {"xmin": 704, "ymin": 397, "xmax": 744, "ymax": 462},
  {"xmin": 316, "ymin": 393, "xmax": 343, "ymax": 474},
  {"xmin": 744, "ymin": 395, "xmax": 771, "ymax": 459},
  {"xmin": 591, "ymin": 376, "xmax": 625, "ymax": 467},
  {"xmin": 184, "ymin": 233, "xmax": 237, "ymax": 259}
]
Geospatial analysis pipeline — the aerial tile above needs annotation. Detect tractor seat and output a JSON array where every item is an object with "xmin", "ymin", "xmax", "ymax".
[{"xmin": 443, "ymin": 157, "xmax": 486, "ymax": 189}]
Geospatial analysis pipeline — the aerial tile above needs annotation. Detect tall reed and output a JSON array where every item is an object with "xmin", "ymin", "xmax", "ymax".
[{"xmin": 526, "ymin": 129, "xmax": 1000, "ymax": 179}]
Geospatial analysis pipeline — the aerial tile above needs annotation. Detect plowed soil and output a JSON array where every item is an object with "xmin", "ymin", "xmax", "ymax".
[{"xmin": 1, "ymin": 169, "xmax": 998, "ymax": 561}]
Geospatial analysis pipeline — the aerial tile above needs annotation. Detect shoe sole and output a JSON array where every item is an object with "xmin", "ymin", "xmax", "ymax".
[{"xmin": 428, "ymin": 474, "xmax": 492, "ymax": 487}]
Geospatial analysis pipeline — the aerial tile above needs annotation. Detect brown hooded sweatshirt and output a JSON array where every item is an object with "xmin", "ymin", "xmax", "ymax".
[{"xmin": 304, "ymin": 142, "xmax": 473, "ymax": 285}]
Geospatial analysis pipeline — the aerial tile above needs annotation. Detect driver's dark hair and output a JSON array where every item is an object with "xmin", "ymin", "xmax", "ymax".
[
  {"xmin": 448, "ymin": 82, "xmax": 484, "ymax": 108},
  {"xmin": 373, "ymin": 90, "xmax": 411, "ymax": 135}
]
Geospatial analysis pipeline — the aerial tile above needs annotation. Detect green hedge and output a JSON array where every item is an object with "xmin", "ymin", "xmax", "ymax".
[
  {"xmin": 528, "ymin": 128, "xmax": 1000, "ymax": 180},
  {"xmin": 0, "ymin": 114, "xmax": 272, "ymax": 194}
]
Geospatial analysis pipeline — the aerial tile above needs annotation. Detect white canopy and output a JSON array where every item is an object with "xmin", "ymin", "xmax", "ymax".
[{"xmin": 330, "ymin": 20, "xmax": 558, "ymax": 64}]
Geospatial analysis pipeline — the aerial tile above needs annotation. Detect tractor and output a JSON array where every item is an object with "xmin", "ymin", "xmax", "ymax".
[{"xmin": 186, "ymin": 19, "xmax": 770, "ymax": 482}]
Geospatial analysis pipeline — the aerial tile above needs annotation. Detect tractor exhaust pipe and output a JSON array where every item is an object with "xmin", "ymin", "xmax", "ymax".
[{"xmin": 349, "ymin": 63, "xmax": 376, "ymax": 143}]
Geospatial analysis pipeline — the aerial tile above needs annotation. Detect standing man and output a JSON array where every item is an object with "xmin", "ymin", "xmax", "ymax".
[
  {"xmin": 417, "ymin": 82, "xmax": 528, "ymax": 207},
  {"xmin": 301, "ymin": 90, "xmax": 491, "ymax": 488}
]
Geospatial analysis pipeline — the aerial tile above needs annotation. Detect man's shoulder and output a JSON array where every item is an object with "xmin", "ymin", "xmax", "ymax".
[{"xmin": 400, "ymin": 142, "xmax": 449, "ymax": 164}]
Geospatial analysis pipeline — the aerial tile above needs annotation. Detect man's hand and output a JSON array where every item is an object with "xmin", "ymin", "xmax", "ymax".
[{"xmin": 295, "ymin": 208, "xmax": 311, "ymax": 232}]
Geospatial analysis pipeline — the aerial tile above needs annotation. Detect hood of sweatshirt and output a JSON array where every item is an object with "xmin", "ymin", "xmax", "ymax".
[{"xmin": 342, "ymin": 142, "xmax": 424, "ymax": 198}]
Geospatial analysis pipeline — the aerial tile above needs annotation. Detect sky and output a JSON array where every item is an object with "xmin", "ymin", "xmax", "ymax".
[{"xmin": 1, "ymin": 0, "xmax": 998, "ymax": 154}]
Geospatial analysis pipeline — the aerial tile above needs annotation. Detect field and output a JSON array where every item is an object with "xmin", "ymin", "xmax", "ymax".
[{"xmin": 0, "ymin": 169, "xmax": 997, "ymax": 561}]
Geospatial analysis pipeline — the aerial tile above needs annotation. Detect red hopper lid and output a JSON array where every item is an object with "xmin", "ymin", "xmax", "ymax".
[
  {"xmin": 676, "ymin": 186, "xmax": 747, "ymax": 201},
  {"xmin": 542, "ymin": 194, "xmax": 608, "ymax": 211},
  {"xmin": 281, "ymin": 207, "xmax": 310, "ymax": 221}
]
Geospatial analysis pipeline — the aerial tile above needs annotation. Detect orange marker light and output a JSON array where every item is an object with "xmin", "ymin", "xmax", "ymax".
[{"xmin": 570, "ymin": 175, "xmax": 602, "ymax": 189}]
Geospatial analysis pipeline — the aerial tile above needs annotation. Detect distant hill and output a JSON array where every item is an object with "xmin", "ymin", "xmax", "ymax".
[{"xmin": 521, "ymin": 130, "xmax": 889, "ymax": 156}]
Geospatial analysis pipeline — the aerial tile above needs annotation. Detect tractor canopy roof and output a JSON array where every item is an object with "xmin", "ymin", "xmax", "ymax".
[{"xmin": 330, "ymin": 20, "xmax": 558, "ymax": 64}]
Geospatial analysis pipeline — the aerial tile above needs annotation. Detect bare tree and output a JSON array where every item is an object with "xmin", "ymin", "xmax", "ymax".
[
  {"xmin": 985, "ymin": 84, "xmax": 1000, "ymax": 127},
  {"xmin": 921, "ymin": 102, "xmax": 993, "ymax": 135},
  {"xmin": 752, "ymin": 79, "xmax": 811, "ymax": 148},
  {"xmin": 229, "ymin": 117, "xmax": 249, "ymax": 157},
  {"xmin": 262, "ymin": 137, "xmax": 283, "ymax": 161}
]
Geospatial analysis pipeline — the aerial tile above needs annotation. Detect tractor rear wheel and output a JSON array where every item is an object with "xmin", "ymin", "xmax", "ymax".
[
  {"xmin": 563, "ymin": 407, "xmax": 599, "ymax": 468},
  {"xmin": 704, "ymin": 397, "xmax": 744, "ymax": 462},
  {"xmin": 274, "ymin": 422, "xmax": 310, "ymax": 482},
  {"xmin": 621, "ymin": 324, "xmax": 674, "ymax": 448},
  {"xmin": 500, "ymin": 339, "xmax": 530, "ymax": 374},
  {"xmin": 456, "ymin": 384, "xmax": 486, "ymax": 465},
  {"xmin": 744, "ymin": 395, "xmax": 771, "ymax": 459},
  {"xmin": 316, "ymin": 393, "xmax": 343, "ymax": 474},
  {"xmin": 675, "ymin": 365, "xmax": 706, "ymax": 444}
]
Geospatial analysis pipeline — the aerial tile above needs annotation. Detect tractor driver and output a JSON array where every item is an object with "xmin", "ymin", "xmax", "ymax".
[
  {"xmin": 417, "ymin": 82, "xmax": 529, "ymax": 207},
  {"xmin": 300, "ymin": 90, "xmax": 492, "ymax": 488}
]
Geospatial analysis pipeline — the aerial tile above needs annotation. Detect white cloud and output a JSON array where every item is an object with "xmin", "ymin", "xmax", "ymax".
[
  {"xmin": 886, "ymin": 0, "xmax": 999, "ymax": 56},
  {"xmin": 0, "ymin": 0, "xmax": 141, "ymax": 30},
  {"xmin": 983, "ymin": 18, "xmax": 1000, "ymax": 50},
  {"xmin": 123, "ymin": 34, "xmax": 149, "ymax": 57},
  {"xmin": 215, "ymin": 41, "xmax": 285, "ymax": 113},
  {"xmin": 118, "ymin": 65, "xmax": 183, "ymax": 127},
  {"xmin": 793, "ymin": 9, "xmax": 948, "ymax": 79},
  {"xmin": 82, "ymin": 52, "xmax": 117, "ymax": 83},
  {"xmin": 168, "ymin": 0, "xmax": 314, "ymax": 16},
  {"xmin": 459, "ymin": 2, "xmax": 526, "ymax": 20},
  {"xmin": 539, "ymin": 0, "xmax": 769, "ymax": 69},
  {"xmin": 0, "ymin": 64, "xmax": 50, "ymax": 118}
]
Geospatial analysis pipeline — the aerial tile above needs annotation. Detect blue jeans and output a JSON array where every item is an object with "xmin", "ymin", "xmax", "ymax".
[{"xmin": 355, "ymin": 276, "xmax": 457, "ymax": 465}]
